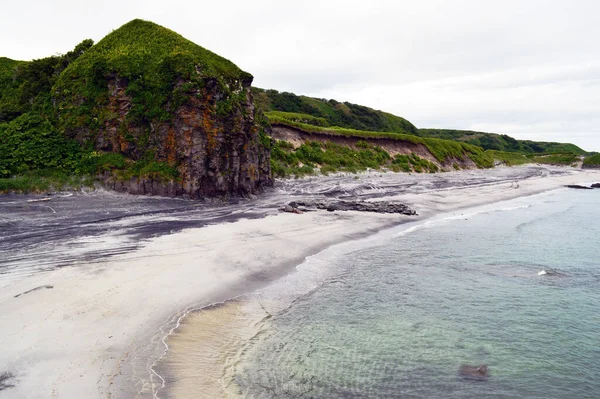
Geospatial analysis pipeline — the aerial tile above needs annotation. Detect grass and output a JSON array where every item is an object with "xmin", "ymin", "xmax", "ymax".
[
  {"xmin": 530, "ymin": 153, "xmax": 579, "ymax": 166},
  {"xmin": 486, "ymin": 150, "xmax": 532, "ymax": 166},
  {"xmin": 418, "ymin": 128, "xmax": 587, "ymax": 155},
  {"xmin": 0, "ymin": 170, "xmax": 94, "ymax": 194},
  {"xmin": 270, "ymin": 139, "xmax": 445, "ymax": 178},
  {"xmin": 582, "ymin": 153, "xmax": 600, "ymax": 168},
  {"xmin": 268, "ymin": 117, "xmax": 494, "ymax": 169},
  {"xmin": 254, "ymin": 87, "xmax": 418, "ymax": 135},
  {"xmin": 265, "ymin": 111, "xmax": 328, "ymax": 127},
  {"xmin": 54, "ymin": 19, "xmax": 251, "ymax": 133}
]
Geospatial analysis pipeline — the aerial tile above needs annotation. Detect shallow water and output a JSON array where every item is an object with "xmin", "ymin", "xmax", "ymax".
[{"xmin": 233, "ymin": 188, "xmax": 600, "ymax": 398}]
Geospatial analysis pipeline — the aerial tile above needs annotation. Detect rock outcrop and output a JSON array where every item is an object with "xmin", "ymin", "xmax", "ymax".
[
  {"xmin": 565, "ymin": 184, "xmax": 594, "ymax": 190},
  {"xmin": 458, "ymin": 364, "xmax": 489, "ymax": 380},
  {"xmin": 53, "ymin": 19, "xmax": 271, "ymax": 198},
  {"xmin": 287, "ymin": 200, "xmax": 416, "ymax": 215}
]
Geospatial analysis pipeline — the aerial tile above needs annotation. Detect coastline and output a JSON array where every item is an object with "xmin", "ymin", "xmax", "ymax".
[{"xmin": 0, "ymin": 167, "xmax": 598, "ymax": 398}]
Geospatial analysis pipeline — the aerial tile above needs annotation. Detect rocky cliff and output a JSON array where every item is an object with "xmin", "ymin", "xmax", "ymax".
[{"xmin": 52, "ymin": 19, "xmax": 271, "ymax": 198}]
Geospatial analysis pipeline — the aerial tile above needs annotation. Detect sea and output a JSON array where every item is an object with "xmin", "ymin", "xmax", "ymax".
[{"xmin": 226, "ymin": 187, "xmax": 599, "ymax": 398}]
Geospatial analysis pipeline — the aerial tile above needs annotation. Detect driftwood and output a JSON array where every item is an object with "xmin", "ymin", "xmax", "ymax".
[{"xmin": 26, "ymin": 197, "xmax": 52, "ymax": 203}]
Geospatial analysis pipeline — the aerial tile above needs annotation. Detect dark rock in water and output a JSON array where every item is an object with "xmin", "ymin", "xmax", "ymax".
[
  {"xmin": 458, "ymin": 364, "xmax": 489, "ymax": 380},
  {"xmin": 289, "ymin": 200, "xmax": 416, "ymax": 215},
  {"xmin": 592, "ymin": 183, "xmax": 600, "ymax": 188},
  {"xmin": 565, "ymin": 185, "xmax": 593, "ymax": 190},
  {"xmin": 537, "ymin": 269, "xmax": 566, "ymax": 277}
]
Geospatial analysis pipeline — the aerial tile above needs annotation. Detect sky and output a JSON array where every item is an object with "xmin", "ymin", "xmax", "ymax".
[{"xmin": 2, "ymin": 0, "xmax": 599, "ymax": 151}]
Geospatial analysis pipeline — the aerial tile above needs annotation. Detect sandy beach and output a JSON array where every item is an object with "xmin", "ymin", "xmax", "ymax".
[{"xmin": 0, "ymin": 166, "xmax": 598, "ymax": 398}]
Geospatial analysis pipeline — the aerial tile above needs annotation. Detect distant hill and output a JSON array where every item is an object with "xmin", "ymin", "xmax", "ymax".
[
  {"xmin": 417, "ymin": 129, "xmax": 587, "ymax": 155},
  {"xmin": 252, "ymin": 88, "xmax": 418, "ymax": 135},
  {"xmin": 254, "ymin": 88, "xmax": 586, "ymax": 156}
]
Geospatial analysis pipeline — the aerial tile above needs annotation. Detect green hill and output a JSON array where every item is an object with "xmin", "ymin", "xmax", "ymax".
[
  {"xmin": 583, "ymin": 153, "xmax": 600, "ymax": 169},
  {"xmin": 1, "ymin": 19, "xmax": 271, "ymax": 195},
  {"xmin": 54, "ymin": 19, "xmax": 251, "ymax": 136},
  {"xmin": 253, "ymin": 88, "xmax": 585, "ymax": 156},
  {"xmin": 417, "ymin": 128, "xmax": 587, "ymax": 155},
  {"xmin": 253, "ymin": 88, "xmax": 417, "ymax": 135}
]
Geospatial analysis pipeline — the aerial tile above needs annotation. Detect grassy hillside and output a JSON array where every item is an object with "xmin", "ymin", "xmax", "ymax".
[
  {"xmin": 530, "ymin": 153, "xmax": 579, "ymax": 166},
  {"xmin": 269, "ymin": 118, "xmax": 494, "ymax": 169},
  {"xmin": 0, "ymin": 41, "xmax": 94, "ymax": 123},
  {"xmin": 418, "ymin": 128, "xmax": 586, "ymax": 155},
  {"xmin": 253, "ymin": 88, "xmax": 418, "ymax": 135},
  {"xmin": 54, "ymin": 19, "xmax": 251, "ymax": 133},
  {"xmin": 0, "ymin": 57, "xmax": 25, "ymax": 121},
  {"xmin": 0, "ymin": 20, "xmax": 256, "ymax": 193},
  {"xmin": 486, "ymin": 150, "xmax": 532, "ymax": 166},
  {"xmin": 583, "ymin": 153, "xmax": 600, "ymax": 168},
  {"xmin": 254, "ymin": 89, "xmax": 585, "ymax": 156},
  {"xmin": 270, "ymin": 140, "xmax": 441, "ymax": 177}
]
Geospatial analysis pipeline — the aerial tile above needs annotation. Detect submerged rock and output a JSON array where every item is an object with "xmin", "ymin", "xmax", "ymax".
[{"xmin": 458, "ymin": 364, "xmax": 489, "ymax": 380}]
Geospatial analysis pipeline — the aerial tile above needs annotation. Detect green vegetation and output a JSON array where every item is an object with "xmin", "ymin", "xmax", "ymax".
[
  {"xmin": 255, "ymin": 89, "xmax": 584, "ymax": 158},
  {"xmin": 0, "ymin": 40, "xmax": 94, "ymax": 123},
  {"xmin": 268, "ymin": 117, "xmax": 494, "ymax": 169},
  {"xmin": 270, "ymin": 139, "xmax": 444, "ymax": 177},
  {"xmin": 0, "ymin": 113, "xmax": 83, "ymax": 177},
  {"xmin": 391, "ymin": 153, "xmax": 439, "ymax": 173},
  {"xmin": 530, "ymin": 153, "xmax": 579, "ymax": 166},
  {"xmin": 486, "ymin": 150, "xmax": 532, "ymax": 166},
  {"xmin": 583, "ymin": 153, "xmax": 600, "ymax": 168},
  {"xmin": 417, "ymin": 129, "xmax": 586, "ymax": 155},
  {"xmin": 0, "ymin": 19, "xmax": 240, "ymax": 193},
  {"xmin": 0, "ymin": 19, "xmax": 592, "ymax": 193},
  {"xmin": 254, "ymin": 88, "xmax": 417, "ymax": 135},
  {"xmin": 0, "ymin": 113, "xmax": 178, "ymax": 193},
  {"xmin": 54, "ymin": 19, "xmax": 250, "ymax": 135},
  {"xmin": 265, "ymin": 111, "xmax": 329, "ymax": 127},
  {"xmin": 0, "ymin": 170, "xmax": 94, "ymax": 194}
]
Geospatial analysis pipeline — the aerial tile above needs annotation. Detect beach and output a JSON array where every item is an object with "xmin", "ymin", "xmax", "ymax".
[{"xmin": 0, "ymin": 166, "xmax": 598, "ymax": 398}]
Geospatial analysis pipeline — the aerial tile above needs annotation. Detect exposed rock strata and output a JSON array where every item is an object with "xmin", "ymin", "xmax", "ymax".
[{"xmin": 271, "ymin": 124, "xmax": 478, "ymax": 171}]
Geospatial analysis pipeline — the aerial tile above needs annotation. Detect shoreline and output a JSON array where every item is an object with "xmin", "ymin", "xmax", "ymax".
[
  {"xmin": 151, "ymin": 168, "xmax": 600, "ymax": 398},
  {"xmin": 0, "ymin": 167, "xmax": 598, "ymax": 398}
]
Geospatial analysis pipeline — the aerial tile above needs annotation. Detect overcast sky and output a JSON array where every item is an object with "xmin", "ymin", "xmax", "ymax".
[{"xmin": 2, "ymin": 0, "xmax": 599, "ymax": 150}]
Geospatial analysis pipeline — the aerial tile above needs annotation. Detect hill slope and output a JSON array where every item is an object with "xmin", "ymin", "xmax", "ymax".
[
  {"xmin": 417, "ymin": 128, "xmax": 587, "ymax": 155},
  {"xmin": 51, "ymin": 19, "xmax": 271, "ymax": 197},
  {"xmin": 1, "ymin": 20, "xmax": 272, "ymax": 197},
  {"xmin": 254, "ymin": 88, "xmax": 585, "ymax": 156},
  {"xmin": 253, "ymin": 88, "xmax": 417, "ymax": 135}
]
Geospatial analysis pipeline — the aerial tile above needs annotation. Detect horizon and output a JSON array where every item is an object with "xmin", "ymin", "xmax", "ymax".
[{"xmin": 2, "ymin": 0, "xmax": 599, "ymax": 151}]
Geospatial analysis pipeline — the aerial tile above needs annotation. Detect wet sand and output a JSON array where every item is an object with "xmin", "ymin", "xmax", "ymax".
[{"xmin": 0, "ymin": 166, "xmax": 598, "ymax": 398}]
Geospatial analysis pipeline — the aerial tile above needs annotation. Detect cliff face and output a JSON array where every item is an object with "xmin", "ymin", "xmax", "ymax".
[{"xmin": 53, "ymin": 19, "xmax": 271, "ymax": 198}]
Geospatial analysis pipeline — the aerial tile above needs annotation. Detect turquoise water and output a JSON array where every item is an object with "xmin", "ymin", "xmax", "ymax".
[{"xmin": 234, "ymin": 188, "xmax": 600, "ymax": 398}]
